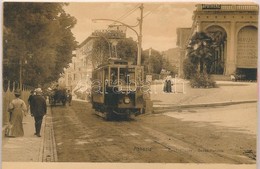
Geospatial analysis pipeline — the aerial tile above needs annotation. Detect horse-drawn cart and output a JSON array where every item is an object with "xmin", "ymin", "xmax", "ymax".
[{"xmin": 48, "ymin": 88, "xmax": 67, "ymax": 106}]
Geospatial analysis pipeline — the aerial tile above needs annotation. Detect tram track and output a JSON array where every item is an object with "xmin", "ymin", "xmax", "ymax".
[
  {"xmin": 86, "ymin": 113, "xmax": 253, "ymax": 163},
  {"xmin": 51, "ymin": 102, "xmax": 256, "ymax": 163}
]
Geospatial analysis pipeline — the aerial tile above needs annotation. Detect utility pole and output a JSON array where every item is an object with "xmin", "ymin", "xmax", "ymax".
[
  {"xmin": 137, "ymin": 3, "xmax": 144, "ymax": 66},
  {"xmin": 148, "ymin": 47, "xmax": 152, "ymax": 74}
]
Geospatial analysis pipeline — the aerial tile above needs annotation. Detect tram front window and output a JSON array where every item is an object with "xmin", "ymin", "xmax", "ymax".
[
  {"xmin": 110, "ymin": 68, "xmax": 118, "ymax": 85},
  {"xmin": 119, "ymin": 68, "xmax": 135, "ymax": 85}
]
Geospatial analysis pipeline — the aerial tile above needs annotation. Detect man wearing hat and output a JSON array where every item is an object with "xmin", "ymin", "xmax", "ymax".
[{"xmin": 29, "ymin": 88, "xmax": 47, "ymax": 137}]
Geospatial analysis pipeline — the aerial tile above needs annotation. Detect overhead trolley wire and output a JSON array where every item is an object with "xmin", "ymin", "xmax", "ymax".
[
  {"xmin": 117, "ymin": 4, "xmax": 140, "ymax": 22},
  {"xmin": 143, "ymin": 5, "xmax": 161, "ymax": 19}
]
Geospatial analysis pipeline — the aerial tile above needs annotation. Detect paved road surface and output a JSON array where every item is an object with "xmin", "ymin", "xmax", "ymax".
[
  {"xmin": 164, "ymin": 103, "xmax": 257, "ymax": 135},
  {"xmin": 51, "ymin": 101, "xmax": 256, "ymax": 163}
]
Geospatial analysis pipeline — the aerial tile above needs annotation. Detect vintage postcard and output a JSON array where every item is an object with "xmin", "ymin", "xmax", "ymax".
[{"xmin": 1, "ymin": 1, "xmax": 258, "ymax": 169}]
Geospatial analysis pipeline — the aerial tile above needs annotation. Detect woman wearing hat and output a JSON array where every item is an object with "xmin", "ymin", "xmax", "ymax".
[{"xmin": 6, "ymin": 89, "xmax": 27, "ymax": 137}]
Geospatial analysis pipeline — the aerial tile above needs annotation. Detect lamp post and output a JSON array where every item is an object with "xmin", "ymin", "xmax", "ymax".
[{"xmin": 92, "ymin": 4, "xmax": 144, "ymax": 65}]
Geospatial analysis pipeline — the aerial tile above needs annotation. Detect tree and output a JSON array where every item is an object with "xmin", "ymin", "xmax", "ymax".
[
  {"xmin": 142, "ymin": 49, "xmax": 163, "ymax": 74},
  {"xmin": 183, "ymin": 58, "xmax": 197, "ymax": 79},
  {"xmin": 162, "ymin": 57, "xmax": 178, "ymax": 76},
  {"xmin": 185, "ymin": 32, "xmax": 216, "ymax": 88},
  {"xmin": 186, "ymin": 32, "xmax": 215, "ymax": 74},
  {"xmin": 116, "ymin": 37, "xmax": 138, "ymax": 64},
  {"xmin": 141, "ymin": 48, "xmax": 176, "ymax": 76},
  {"xmin": 91, "ymin": 38, "xmax": 111, "ymax": 68},
  {"xmin": 91, "ymin": 35, "xmax": 138, "ymax": 68},
  {"xmin": 3, "ymin": 2, "xmax": 78, "ymax": 87}
]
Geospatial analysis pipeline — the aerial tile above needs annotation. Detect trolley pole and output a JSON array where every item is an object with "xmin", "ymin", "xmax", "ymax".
[{"xmin": 92, "ymin": 3, "xmax": 144, "ymax": 66}]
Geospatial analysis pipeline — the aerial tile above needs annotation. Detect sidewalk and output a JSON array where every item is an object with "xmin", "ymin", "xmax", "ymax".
[
  {"xmin": 150, "ymin": 80, "xmax": 258, "ymax": 110},
  {"xmin": 2, "ymin": 105, "xmax": 57, "ymax": 162}
]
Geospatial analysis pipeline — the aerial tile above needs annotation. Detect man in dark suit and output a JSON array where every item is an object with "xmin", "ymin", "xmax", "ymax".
[{"xmin": 29, "ymin": 88, "xmax": 47, "ymax": 137}]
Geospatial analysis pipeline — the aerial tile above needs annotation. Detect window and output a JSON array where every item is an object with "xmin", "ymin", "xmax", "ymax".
[
  {"xmin": 110, "ymin": 68, "xmax": 118, "ymax": 85},
  {"xmin": 119, "ymin": 68, "xmax": 135, "ymax": 85}
]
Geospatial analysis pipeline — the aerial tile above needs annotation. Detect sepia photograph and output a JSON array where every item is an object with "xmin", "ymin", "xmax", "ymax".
[{"xmin": 1, "ymin": 1, "xmax": 258, "ymax": 169}]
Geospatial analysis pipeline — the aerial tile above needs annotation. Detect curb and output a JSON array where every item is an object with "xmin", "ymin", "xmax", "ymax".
[
  {"xmin": 153, "ymin": 100, "xmax": 257, "ymax": 113},
  {"xmin": 41, "ymin": 105, "xmax": 58, "ymax": 162},
  {"xmin": 38, "ymin": 113, "xmax": 46, "ymax": 162}
]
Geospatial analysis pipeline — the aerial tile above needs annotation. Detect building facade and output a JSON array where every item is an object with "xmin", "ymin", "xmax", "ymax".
[
  {"xmin": 63, "ymin": 37, "xmax": 94, "ymax": 91},
  {"xmin": 62, "ymin": 25, "xmax": 127, "ymax": 91},
  {"xmin": 177, "ymin": 4, "xmax": 258, "ymax": 79},
  {"xmin": 176, "ymin": 28, "xmax": 192, "ymax": 77}
]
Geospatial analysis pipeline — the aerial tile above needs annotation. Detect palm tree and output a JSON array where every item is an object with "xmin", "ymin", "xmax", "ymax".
[{"xmin": 186, "ymin": 32, "xmax": 215, "ymax": 74}]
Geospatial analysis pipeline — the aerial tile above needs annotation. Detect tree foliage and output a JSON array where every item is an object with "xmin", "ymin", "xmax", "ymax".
[
  {"xmin": 91, "ymin": 33, "xmax": 176, "ymax": 77},
  {"xmin": 91, "ymin": 36, "xmax": 137, "ymax": 68},
  {"xmin": 184, "ymin": 31, "xmax": 218, "ymax": 88},
  {"xmin": 116, "ymin": 37, "xmax": 138, "ymax": 64},
  {"xmin": 91, "ymin": 38, "xmax": 110, "ymax": 68},
  {"xmin": 142, "ymin": 48, "xmax": 177, "ymax": 76},
  {"xmin": 186, "ymin": 32, "xmax": 214, "ymax": 74},
  {"xmin": 3, "ymin": 2, "xmax": 78, "ymax": 87}
]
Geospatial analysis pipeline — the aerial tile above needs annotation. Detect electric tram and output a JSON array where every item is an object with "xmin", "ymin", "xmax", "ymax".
[{"xmin": 91, "ymin": 58, "xmax": 147, "ymax": 120}]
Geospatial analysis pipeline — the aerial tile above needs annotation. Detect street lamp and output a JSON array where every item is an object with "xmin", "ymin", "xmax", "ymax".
[{"xmin": 92, "ymin": 4, "xmax": 144, "ymax": 65}]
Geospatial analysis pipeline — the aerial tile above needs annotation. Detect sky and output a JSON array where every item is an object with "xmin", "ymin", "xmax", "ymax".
[{"xmin": 64, "ymin": 2, "xmax": 196, "ymax": 52}]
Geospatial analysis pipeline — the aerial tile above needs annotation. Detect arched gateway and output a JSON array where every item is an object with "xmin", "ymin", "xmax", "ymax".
[
  {"xmin": 205, "ymin": 25, "xmax": 227, "ymax": 74},
  {"xmin": 187, "ymin": 4, "xmax": 258, "ymax": 80}
]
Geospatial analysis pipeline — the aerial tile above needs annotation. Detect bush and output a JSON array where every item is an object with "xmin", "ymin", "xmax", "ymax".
[
  {"xmin": 190, "ymin": 72, "xmax": 216, "ymax": 88},
  {"xmin": 183, "ymin": 58, "xmax": 197, "ymax": 79}
]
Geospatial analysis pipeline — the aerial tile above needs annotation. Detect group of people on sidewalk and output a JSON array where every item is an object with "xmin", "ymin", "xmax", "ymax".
[{"xmin": 5, "ymin": 88, "xmax": 47, "ymax": 138}]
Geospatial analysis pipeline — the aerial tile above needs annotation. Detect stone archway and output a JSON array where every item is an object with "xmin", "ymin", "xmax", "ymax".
[
  {"xmin": 205, "ymin": 25, "xmax": 227, "ymax": 75},
  {"xmin": 236, "ymin": 25, "xmax": 257, "ymax": 68},
  {"xmin": 236, "ymin": 25, "xmax": 258, "ymax": 80}
]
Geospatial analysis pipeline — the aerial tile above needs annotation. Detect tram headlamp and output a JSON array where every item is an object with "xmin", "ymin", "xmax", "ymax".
[{"xmin": 123, "ymin": 96, "xmax": 131, "ymax": 104}]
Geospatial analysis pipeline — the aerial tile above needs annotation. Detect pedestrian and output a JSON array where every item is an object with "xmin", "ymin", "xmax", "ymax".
[
  {"xmin": 67, "ymin": 90, "xmax": 72, "ymax": 106},
  {"xmin": 28, "ymin": 90, "xmax": 35, "ymax": 104},
  {"xmin": 29, "ymin": 88, "xmax": 47, "ymax": 137},
  {"xmin": 166, "ymin": 77, "xmax": 172, "ymax": 93},
  {"xmin": 6, "ymin": 89, "xmax": 27, "ymax": 137},
  {"xmin": 163, "ymin": 79, "xmax": 167, "ymax": 92},
  {"xmin": 27, "ymin": 90, "xmax": 35, "ymax": 114}
]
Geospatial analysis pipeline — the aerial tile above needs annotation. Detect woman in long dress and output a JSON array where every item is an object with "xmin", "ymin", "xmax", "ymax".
[{"xmin": 6, "ymin": 90, "xmax": 27, "ymax": 137}]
